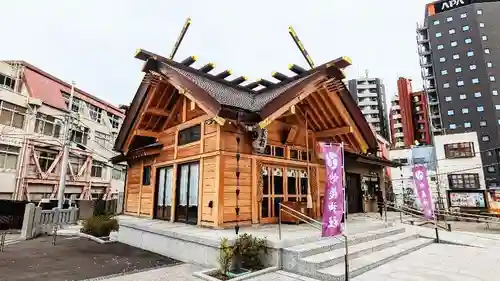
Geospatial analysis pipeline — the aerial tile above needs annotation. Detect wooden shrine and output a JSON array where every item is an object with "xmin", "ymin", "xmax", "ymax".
[{"xmin": 113, "ymin": 49, "xmax": 398, "ymax": 228}]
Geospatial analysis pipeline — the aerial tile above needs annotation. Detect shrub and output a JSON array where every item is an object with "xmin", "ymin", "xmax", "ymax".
[
  {"xmin": 81, "ymin": 215, "xmax": 119, "ymax": 237},
  {"xmin": 217, "ymin": 233, "xmax": 268, "ymax": 276}
]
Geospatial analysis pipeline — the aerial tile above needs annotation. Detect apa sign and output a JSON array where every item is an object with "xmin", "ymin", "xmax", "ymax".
[{"xmin": 441, "ymin": 0, "xmax": 465, "ymax": 10}]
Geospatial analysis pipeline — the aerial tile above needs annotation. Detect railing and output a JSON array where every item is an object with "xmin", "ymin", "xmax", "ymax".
[{"xmin": 278, "ymin": 203, "xmax": 350, "ymax": 280}]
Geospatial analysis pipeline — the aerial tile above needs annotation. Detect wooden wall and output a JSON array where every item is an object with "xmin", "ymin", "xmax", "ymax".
[{"xmin": 124, "ymin": 157, "xmax": 155, "ymax": 217}]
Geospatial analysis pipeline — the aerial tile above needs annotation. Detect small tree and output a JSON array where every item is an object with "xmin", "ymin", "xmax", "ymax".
[{"xmin": 218, "ymin": 238, "xmax": 233, "ymax": 276}]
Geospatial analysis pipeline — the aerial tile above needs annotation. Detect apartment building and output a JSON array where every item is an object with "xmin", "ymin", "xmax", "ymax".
[
  {"xmin": 389, "ymin": 78, "xmax": 432, "ymax": 149},
  {"xmin": 0, "ymin": 61, "xmax": 126, "ymax": 201},
  {"xmin": 389, "ymin": 132, "xmax": 486, "ymax": 210},
  {"xmin": 417, "ymin": 0, "xmax": 500, "ymax": 189},
  {"xmin": 348, "ymin": 77, "xmax": 390, "ymax": 140}
]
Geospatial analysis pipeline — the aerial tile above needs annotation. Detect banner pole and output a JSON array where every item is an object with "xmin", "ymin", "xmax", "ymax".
[{"xmin": 341, "ymin": 142, "xmax": 349, "ymax": 280}]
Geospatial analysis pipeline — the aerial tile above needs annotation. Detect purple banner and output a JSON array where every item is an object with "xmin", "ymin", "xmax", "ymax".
[
  {"xmin": 412, "ymin": 164, "xmax": 435, "ymax": 220},
  {"xmin": 320, "ymin": 143, "xmax": 345, "ymax": 237}
]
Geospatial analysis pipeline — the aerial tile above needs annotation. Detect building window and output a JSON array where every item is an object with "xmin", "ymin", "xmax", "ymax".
[
  {"xmin": 437, "ymin": 44, "xmax": 444, "ymax": 50},
  {"xmin": 487, "ymin": 62, "xmax": 493, "ymax": 68},
  {"xmin": 142, "ymin": 166, "xmax": 151, "ymax": 185},
  {"xmin": 470, "ymin": 64, "xmax": 477, "ymax": 70},
  {"xmin": 446, "ymin": 16, "xmax": 453, "ymax": 22},
  {"xmin": 449, "ymin": 123, "xmax": 457, "ymax": 129},
  {"xmin": 436, "ymin": 32, "xmax": 442, "ymax": 38},
  {"xmin": 477, "ymin": 106, "xmax": 484, "ymax": 112},
  {"xmin": 474, "ymin": 92, "xmax": 482, "ymax": 98},
  {"xmin": 440, "ymin": 57, "xmax": 446, "ymax": 62},
  {"xmin": 62, "ymin": 93, "xmax": 83, "ymax": 113},
  {"xmin": 480, "ymin": 22, "xmax": 485, "ymax": 27},
  {"xmin": 488, "ymin": 166, "xmax": 496, "ymax": 173},
  {"xmin": 467, "ymin": 51, "xmax": 474, "ymax": 57},
  {"xmin": 0, "ymin": 73, "xmax": 16, "ymax": 91},
  {"xmin": 448, "ymin": 174, "xmax": 480, "ymax": 189},
  {"xmin": 87, "ymin": 103, "xmax": 103, "ymax": 123},
  {"xmin": 460, "ymin": 94, "xmax": 467, "ymax": 100},
  {"xmin": 178, "ymin": 124, "xmax": 201, "ymax": 146},
  {"xmin": 95, "ymin": 131, "xmax": 110, "ymax": 146},
  {"xmin": 477, "ymin": 9, "xmax": 483, "ymax": 15},
  {"xmin": 485, "ymin": 48, "xmax": 490, "ymax": 54},
  {"xmin": 453, "ymin": 54, "xmax": 460, "ymax": 60},
  {"xmin": 457, "ymin": 80, "xmax": 464, "ymax": 86},
  {"xmin": 38, "ymin": 150, "xmax": 57, "ymax": 172},
  {"xmin": 490, "ymin": 76, "xmax": 496, "ymax": 82},
  {"xmin": 464, "ymin": 122, "xmax": 471, "ymax": 128},
  {"xmin": 34, "ymin": 113, "xmax": 62, "ymax": 138},
  {"xmin": 462, "ymin": 25, "xmax": 470, "ymax": 31},
  {"xmin": 449, "ymin": 29, "xmax": 456, "ymax": 34},
  {"xmin": 480, "ymin": 120, "xmax": 487, "ymax": 127},
  {"xmin": 70, "ymin": 126, "xmax": 89, "ymax": 145},
  {"xmin": 444, "ymin": 83, "xmax": 450, "ymax": 88},
  {"xmin": 107, "ymin": 113, "xmax": 121, "ymax": 129},
  {"xmin": 433, "ymin": 20, "xmax": 440, "ymax": 25},
  {"xmin": 462, "ymin": 108, "xmax": 469, "ymax": 114},
  {"xmin": 460, "ymin": 13, "xmax": 467, "ymax": 18},
  {"xmin": 441, "ymin": 70, "xmax": 448, "ymax": 75},
  {"xmin": 482, "ymin": 35, "xmax": 488, "ymax": 41},
  {"xmin": 465, "ymin": 38, "xmax": 472, "ymax": 44},
  {"xmin": 445, "ymin": 96, "xmax": 452, "ymax": 102},
  {"xmin": 444, "ymin": 142, "xmax": 474, "ymax": 159},
  {"xmin": 0, "ymin": 100, "xmax": 26, "ymax": 129},
  {"xmin": 91, "ymin": 161, "xmax": 104, "ymax": 178},
  {"xmin": 498, "ymin": 119, "xmax": 500, "ymax": 125},
  {"xmin": 496, "ymin": 105, "xmax": 500, "ymax": 110},
  {"xmin": 493, "ymin": 90, "xmax": 499, "ymax": 96},
  {"xmin": 455, "ymin": 67, "xmax": 462, "ymax": 73},
  {"xmin": 472, "ymin": 78, "xmax": 480, "ymax": 84},
  {"xmin": 448, "ymin": 110, "xmax": 454, "ymax": 116},
  {"xmin": 451, "ymin": 41, "xmax": 458, "ymax": 47},
  {"xmin": 112, "ymin": 166, "xmax": 125, "ymax": 180},
  {"xmin": 482, "ymin": 135, "xmax": 490, "ymax": 142},
  {"xmin": 0, "ymin": 144, "xmax": 19, "ymax": 170}
]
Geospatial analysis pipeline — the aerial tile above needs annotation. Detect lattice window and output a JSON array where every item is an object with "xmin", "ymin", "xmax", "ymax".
[{"xmin": 0, "ymin": 100, "xmax": 26, "ymax": 129}]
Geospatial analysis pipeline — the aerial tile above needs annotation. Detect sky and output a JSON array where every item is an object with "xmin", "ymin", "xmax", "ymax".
[{"xmin": 0, "ymin": 0, "xmax": 431, "ymax": 107}]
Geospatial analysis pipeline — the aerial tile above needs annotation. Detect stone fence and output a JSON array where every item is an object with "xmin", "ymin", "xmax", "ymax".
[{"xmin": 20, "ymin": 203, "xmax": 79, "ymax": 240}]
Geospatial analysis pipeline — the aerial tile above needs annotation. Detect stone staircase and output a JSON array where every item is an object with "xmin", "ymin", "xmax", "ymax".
[{"xmin": 282, "ymin": 227, "xmax": 433, "ymax": 280}]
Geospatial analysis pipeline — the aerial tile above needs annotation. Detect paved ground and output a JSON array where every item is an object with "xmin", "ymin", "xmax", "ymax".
[
  {"xmin": 353, "ymin": 243, "xmax": 500, "ymax": 281},
  {"xmin": 0, "ymin": 236, "xmax": 180, "ymax": 281}
]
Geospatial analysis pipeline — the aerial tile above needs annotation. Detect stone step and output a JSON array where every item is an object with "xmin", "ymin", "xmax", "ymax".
[
  {"xmin": 317, "ymin": 237, "xmax": 434, "ymax": 280},
  {"xmin": 285, "ymin": 227, "xmax": 406, "ymax": 259},
  {"xmin": 299, "ymin": 232, "xmax": 419, "ymax": 272}
]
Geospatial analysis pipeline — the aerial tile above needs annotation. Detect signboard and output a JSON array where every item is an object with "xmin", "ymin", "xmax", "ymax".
[
  {"xmin": 427, "ymin": 0, "xmax": 498, "ymax": 16},
  {"xmin": 320, "ymin": 143, "xmax": 345, "ymax": 237},
  {"xmin": 449, "ymin": 191, "xmax": 486, "ymax": 208}
]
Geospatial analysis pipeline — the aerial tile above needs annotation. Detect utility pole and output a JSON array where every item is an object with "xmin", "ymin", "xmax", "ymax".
[{"xmin": 57, "ymin": 81, "xmax": 76, "ymax": 209}]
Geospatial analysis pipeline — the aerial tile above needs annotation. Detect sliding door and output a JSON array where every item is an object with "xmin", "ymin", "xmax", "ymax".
[
  {"xmin": 154, "ymin": 166, "xmax": 173, "ymax": 220},
  {"xmin": 175, "ymin": 162, "xmax": 200, "ymax": 224}
]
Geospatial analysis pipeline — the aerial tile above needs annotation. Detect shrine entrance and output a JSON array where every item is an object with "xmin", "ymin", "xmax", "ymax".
[{"xmin": 259, "ymin": 165, "xmax": 309, "ymax": 223}]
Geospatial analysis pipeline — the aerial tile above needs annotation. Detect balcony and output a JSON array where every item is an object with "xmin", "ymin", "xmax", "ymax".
[
  {"xmin": 394, "ymin": 123, "xmax": 403, "ymax": 128},
  {"xmin": 357, "ymin": 83, "xmax": 377, "ymax": 89},
  {"xmin": 395, "ymin": 141, "xmax": 406, "ymax": 148},
  {"xmin": 366, "ymin": 116, "xmax": 381, "ymax": 123},
  {"xmin": 361, "ymin": 108, "xmax": 380, "ymax": 115},
  {"xmin": 358, "ymin": 99, "xmax": 378, "ymax": 106},
  {"xmin": 395, "ymin": 132, "xmax": 404, "ymax": 138},
  {"xmin": 392, "ymin": 114, "xmax": 402, "ymax": 119},
  {"xmin": 392, "ymin": 104, "xmax": 401, "ymax": 110}
]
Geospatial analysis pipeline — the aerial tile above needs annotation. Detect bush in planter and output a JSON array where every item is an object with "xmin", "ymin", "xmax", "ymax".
[
  {"xmin": 216, "ymin": 234, "xmax": 268, "ymax": 278},
  {"xmin": 81, "ymin": 215, "xmax": 119, "ymax": 237}
]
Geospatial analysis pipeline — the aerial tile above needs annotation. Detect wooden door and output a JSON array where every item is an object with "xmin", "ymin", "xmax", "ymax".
[
  {"xmin": 154, "ymin": 166, "xmax": 173, "ymax": 220},
  {"xmin": 175, "ymin": 162, "xmax": 200, "ymax": 224},
  {"xmin": 260, "ymin": 166, "xmax": 284, "ymax": 223}
]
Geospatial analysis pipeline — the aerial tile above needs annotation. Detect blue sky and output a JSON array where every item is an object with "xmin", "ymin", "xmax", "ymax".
[{"xmin": 1, "ymin": 0, "xmax": 431, "ymax": 107}]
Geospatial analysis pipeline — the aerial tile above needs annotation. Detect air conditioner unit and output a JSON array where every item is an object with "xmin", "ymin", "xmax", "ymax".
[{"xmin": 252, "ymin": 127, "xmax": 268, "ymax": 154}]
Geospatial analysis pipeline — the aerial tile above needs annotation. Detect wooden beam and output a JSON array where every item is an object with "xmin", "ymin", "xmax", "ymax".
[
  {"xmin": 325, "ymin": 85, "xmax": 369, "ymax": 153},
  {"xmin": 145, "ymin": 108, "xmax": 170, "ymax": 117},
  {"xmin": 317, "ymin": 88, "xmax": 343, "ymax": 127},
  {"xmin": 286, "ymin": 125, "xmax": 299, "ymax": 144},
  {"xmin": 162, "ymin": 96, "xmax": 184, "ymax": 131},
  {"xmin": 315, "ymin": 126, "xmax": 352, "ymax": 139},
  {"xmin": 190, "ymin": 100, "xmax": 196, "ymax": 111},
  {"xmin": 134, "ymin": 129, "xmax": 159, "ymax": 139},
  {"xmin": 309, "ymin": 93, "xmax": 337, "ymax": 127}
]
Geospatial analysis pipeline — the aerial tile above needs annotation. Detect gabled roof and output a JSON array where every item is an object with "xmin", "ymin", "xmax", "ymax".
[{"xmin": 114, "ymin": 49, "xmax": 378, "ymax": 153}]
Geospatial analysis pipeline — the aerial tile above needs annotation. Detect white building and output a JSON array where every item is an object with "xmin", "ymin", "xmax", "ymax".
[
  {"xmin": 0, "ymin": 61, "xmax": 126, "ymax": 201},
  {"xmin": 389, "ymin": 132, "xmax": 486, "ymax": 210}
]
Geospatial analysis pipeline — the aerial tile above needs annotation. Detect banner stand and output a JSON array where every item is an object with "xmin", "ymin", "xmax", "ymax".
[{"xmin": 341, "ymin": 142, "xmax": 349, "ymax": 280}]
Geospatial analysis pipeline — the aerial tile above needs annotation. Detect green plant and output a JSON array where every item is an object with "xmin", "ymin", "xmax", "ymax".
[
  {"xmin": 234, "ymin": 233, "xmax": 268, "ymax": 270},
  {"xmin": 218, "ymin": 237, "xmax": 234, "ymax": 276},
  {"xmin": 81, "ymin": 215, "xmax": 119, "ymax": 237}
]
